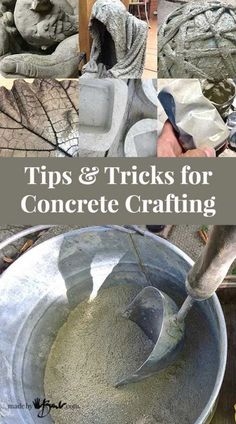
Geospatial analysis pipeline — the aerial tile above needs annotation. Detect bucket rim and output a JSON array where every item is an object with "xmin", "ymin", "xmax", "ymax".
[{"xmin": 0, "ymin": 225, "xmax": 228, "ymax": 424}]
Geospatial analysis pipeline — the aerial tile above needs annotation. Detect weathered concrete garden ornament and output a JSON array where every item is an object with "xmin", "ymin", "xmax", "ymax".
[
  {"xmin": 159, "ymin": 1, "xmax": 236, "ymax": 80},
  {"xmin": 82, "ymin": 0, "xmax": 148, "ymax": 79},
  {"xmin": 0, "ymin": 0, "xmax": 79, "ymax": 78}
]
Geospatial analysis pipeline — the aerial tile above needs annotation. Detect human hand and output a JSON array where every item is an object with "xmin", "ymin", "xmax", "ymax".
[{"xmin": 157, "ymin": 120, "xmax": 216, "ymax": 158}]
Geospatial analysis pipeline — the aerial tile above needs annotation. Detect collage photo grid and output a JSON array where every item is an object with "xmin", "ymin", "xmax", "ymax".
[{"xmin": 0, "ymin": 1, "xmax": 236, "ymax": 424}]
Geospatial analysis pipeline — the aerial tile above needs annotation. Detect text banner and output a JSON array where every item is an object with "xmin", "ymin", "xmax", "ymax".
[{"xmin": 0, "ymin": 158, "xmax": 235, "ymax": 224}]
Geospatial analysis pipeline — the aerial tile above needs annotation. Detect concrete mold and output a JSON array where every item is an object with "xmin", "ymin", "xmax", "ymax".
[
  {"xmin": 124, "ymin": 119, "xmax": 157, "ymax": 157},
  {"xmin": 79, "ymin": 79, "xmax": 158, "ymax": 157},
  {"xmin": 79, "ymin": 79, "xmax": 128, "ymax": 156}
]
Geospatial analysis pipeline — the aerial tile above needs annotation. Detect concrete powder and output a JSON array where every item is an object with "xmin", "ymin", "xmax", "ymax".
[{"xmin": 44, "ymin": 284, "xmax": 218, "ymax": 424}]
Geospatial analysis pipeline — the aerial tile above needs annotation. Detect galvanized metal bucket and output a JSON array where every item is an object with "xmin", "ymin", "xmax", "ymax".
[{"xmin": 0, "ymin": 227, "xmax": 227, "ymax": 424}]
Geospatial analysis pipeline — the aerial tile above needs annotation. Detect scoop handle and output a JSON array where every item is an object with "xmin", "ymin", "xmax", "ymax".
[{"xmin": 186, "ymin": 226, "xmax": 236, "ymax": 301}]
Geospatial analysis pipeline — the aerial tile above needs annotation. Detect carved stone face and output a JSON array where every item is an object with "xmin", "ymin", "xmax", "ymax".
[{"xmin": 14, "ymin": 0, "xmax": 77, "ymax": 49}]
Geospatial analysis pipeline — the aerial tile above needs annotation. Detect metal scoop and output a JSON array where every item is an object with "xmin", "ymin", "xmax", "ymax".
[{"xmin": 116, "ymin": 226, "xmax": 236, "ymax": 387}]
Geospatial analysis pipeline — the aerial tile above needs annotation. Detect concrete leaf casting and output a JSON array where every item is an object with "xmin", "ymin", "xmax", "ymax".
[
  {"xmin": 0, "ymin": 79, "xmax": 79, "ymax": 157},
  {"xmin": 0, "ymin": 0, "xmax": 79, "ymax": 77}
]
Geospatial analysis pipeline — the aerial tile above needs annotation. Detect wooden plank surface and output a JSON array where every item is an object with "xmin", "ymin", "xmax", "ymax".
[
  {"xmin": 79, "ymin": 0, "xmax": 94, "ymax": 60},
  {"xmin": 211, "ymin": 291, "xmax": 236, "ymax": 424}
]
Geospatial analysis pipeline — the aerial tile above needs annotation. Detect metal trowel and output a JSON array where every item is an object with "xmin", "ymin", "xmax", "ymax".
[{"xmin": 116, "ymin": 226, "xmax": 236, "ymax": 387}]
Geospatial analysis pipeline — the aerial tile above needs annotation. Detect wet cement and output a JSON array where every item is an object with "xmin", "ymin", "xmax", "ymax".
[
  {"xmin": 202, "ymin": 80, "xmax": 235, "ymax": 105},
  {"xmin": 44, "ymin": 284, "xmax": 219, "ymax": 424}
]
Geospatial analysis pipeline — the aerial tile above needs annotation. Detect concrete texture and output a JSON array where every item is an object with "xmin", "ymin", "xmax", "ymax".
[
  {"xmin": 82, "ymin": 0, "xmax": 148, "ymax": 79},
  {"xmin": 124, "ymin": 118, "xmax": 157, "ymax": 157},
  {"xmin": 0, "ymin": 79, "xmax": 79, "ymax": 157},
  {"xmin": 0, "ymin": 225, "xmax": 233, "ymax": 423},
  {"xmin": 79, "ymin": 79, "xmax": 129, "ymax": 156},
  {"xmin": 0, "ymin": 226, "xmax": 226, "ymax": 424},
  {"xmin": 124, "ymin": 79, "xmax": 157, "ymax": 134},
  {"xmin": 79, "ymin": 78, "xmax": 158, "ymax": 157},
  {"xmin": 158, "ymin": 0, "xmax": 182, "ymax": 27},
  {"xmin": 142, "ymin": 79, "xmax": 158, "ymax": 108},
  {"xmin": 158, "ymin": 0, "xmax": 235, "ymax": 27},
  {"xmin": 0, "ymin": 0, "xmax": 79, "ymax": 78},
  {"xmin": 158, "ymin": 1, "xmax": 236, "ymax": 80}
]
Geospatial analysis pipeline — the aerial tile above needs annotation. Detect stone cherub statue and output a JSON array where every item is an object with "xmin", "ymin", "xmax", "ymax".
[{"xmin": 0, "ymin": 0, "xmax": 79, "ymax": 77}]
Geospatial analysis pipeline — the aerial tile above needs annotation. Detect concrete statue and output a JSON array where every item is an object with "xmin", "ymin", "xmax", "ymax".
[
  {"xmin": 82, "ymin": 0, "xmax": 148, "ymax": 79},
  {"xmin": 0, "ymin": 0, "xmax": 79, "ymax": 77}
]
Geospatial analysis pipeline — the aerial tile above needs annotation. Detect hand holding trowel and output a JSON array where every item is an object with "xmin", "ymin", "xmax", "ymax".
[
  {"xmin": 158, "ymin": 80, "xmax": 229, "ymax": 156},
  {"xmin": 116, "ymin": 225, "xmax": 236, "ymax": 387}
]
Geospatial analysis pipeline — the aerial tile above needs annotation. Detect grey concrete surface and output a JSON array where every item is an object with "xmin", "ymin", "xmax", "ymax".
[{"xmin": 158, "ymin": 0, "xmax": 182, "ymax": 26}]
